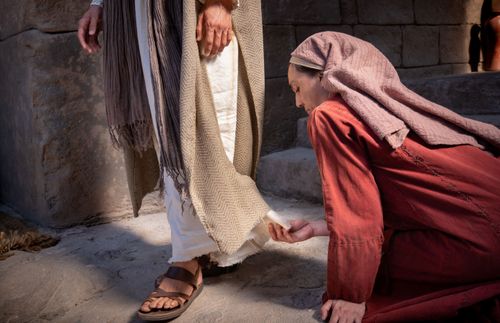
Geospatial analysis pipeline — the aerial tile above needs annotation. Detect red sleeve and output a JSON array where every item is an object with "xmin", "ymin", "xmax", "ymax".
[{"xmin": 308, "ymin": 102, "xmax": 384, "ymax": 303}]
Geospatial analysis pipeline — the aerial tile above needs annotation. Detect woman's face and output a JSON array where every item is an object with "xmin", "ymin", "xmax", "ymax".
[{"xmin": 287, "ymin": 64, "xmax": 332, "ymax": 114}]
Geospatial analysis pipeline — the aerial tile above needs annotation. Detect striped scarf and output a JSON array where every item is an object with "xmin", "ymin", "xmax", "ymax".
[{"xmin": 103, "ymin": 0, "xmax": 187, "ymax": 193}]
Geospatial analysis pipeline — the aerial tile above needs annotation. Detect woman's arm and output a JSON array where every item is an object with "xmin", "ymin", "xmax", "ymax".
[
  {"xmin": 308, "ymin": 104, "xmax": 384, "ymax": 302},
  {"xmin": 268, "ymin": 219, "xmax": 328, "ymax": 243}
]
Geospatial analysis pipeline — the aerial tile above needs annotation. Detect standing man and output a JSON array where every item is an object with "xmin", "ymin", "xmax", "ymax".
[{"xmin": 78, "ymin": 0, "xmax": 271, "ymax": 320}]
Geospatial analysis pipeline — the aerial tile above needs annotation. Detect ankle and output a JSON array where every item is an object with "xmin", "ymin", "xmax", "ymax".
[{"xmin": 172, "ymin": 259, "xmax": 199, "ymax": 272}]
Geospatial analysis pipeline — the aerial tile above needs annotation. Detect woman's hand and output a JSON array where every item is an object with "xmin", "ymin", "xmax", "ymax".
[
  {"xmin": 196, "ymin": 0, "xmax": 233, "ymax": 57},
  {"xmin": 321, "ymin": 299, "xmax": 366, "ymax": 323},
  {"xmin": 77, "ymin": 5, "xmax": 103, "ymax": 54},
  {"xmin": 268, "ymin": 219, "xmax": 317, "ymax": 243}
]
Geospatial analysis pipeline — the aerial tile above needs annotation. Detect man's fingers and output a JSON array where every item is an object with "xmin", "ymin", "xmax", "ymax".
[
  {"xmin": 78, "ymin": 16, "xmax": 91, "ymax": 52},
  {"xmin": 88, "ymin": 36, "xmax": 101, "ymax": 53},
  {"xmin": 89, "ymin": 14, "xmax": 98, "ymax": 35},
  {"xmin": 203, "ymin": 27, "xmax": 215, "ymax": 56},
  {"xmin": 227, "ymin": 28, "xmax": 232, "ymax": 44},
  {"xmin": 211, "ymin": 30, "xmax": 223, "ymax": 56},
  {"xmin": 220, "ymin": 30, "xmax": 228, "ymax": 49},
  {"xmin": 196, "ymin": 13, "xmax": 203, "ymax": 41},
  {"xmin": 321, "ymin": 300, "xmax": 334, "ymax": 320}
]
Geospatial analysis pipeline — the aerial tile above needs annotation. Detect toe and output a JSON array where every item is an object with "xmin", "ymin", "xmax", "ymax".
[
  {"xmin": 169, "ymin": 299, "xmax": 179, "ymax": 309},
  {"xmin": 156, "ymin": 297, "xmax": 167, "ymax": 309},
  {"xmin": 140, "ymin": 301, "xmax": 152, "ymax": 312},
  {"xmin": 149, "ymin": 298, "xmax": 161, "ymax": 309}
]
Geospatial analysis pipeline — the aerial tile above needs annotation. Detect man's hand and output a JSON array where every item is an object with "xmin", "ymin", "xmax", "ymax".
[
  {"xmin": 196, "ymin": 0, "xmax": 233, "ymax": 57},
  {"xmin": 78, "ymin": 5, "xmax": 103, "ymax": 54},
  {"xmin": 268, "ymin": 219, "xmax": 316, "ymax": 243},
  {"xmin": 321, "ymin": 299, "xmax": 366, "ymax": 323}
]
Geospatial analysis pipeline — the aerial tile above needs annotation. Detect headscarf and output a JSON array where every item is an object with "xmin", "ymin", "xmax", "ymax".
[{"xmin": 290, "ymin": 32, "xmax": 500, "ymax": 150}]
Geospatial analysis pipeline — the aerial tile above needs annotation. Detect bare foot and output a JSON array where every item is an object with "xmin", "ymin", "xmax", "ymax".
[{"xmin": 140, "ymin": 259, "xmax": 203, "ymax": 312}]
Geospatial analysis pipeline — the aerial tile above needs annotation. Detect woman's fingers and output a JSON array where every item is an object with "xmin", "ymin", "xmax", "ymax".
[
  {"xmin": 293, "ymin": 225, "xmax": 314, "ymax": 241},
  {"xmin": 323, "ymin": 299, "xmax": 366, "ymax": 323},
  {"xmin": 268, "ymin": 223, "xmax": 278, "ymax": 240},
  {"xmin": 321, "ymin": 300, "xmax": 334, "ymax": 320}
]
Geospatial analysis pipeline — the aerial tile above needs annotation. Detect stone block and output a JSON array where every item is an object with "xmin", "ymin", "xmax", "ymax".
[
  {"xmin": 397, "ymin": 64, "xmax": 453, "ymax": 80},
  {"xmin": 402, "ymin": 26, "xmax": 439, "ymax": 67},
  {"xmin": 354, "ymin": 26, "xmax": 402, "ymax": 66},
  {"xmin": 358, "ymin": 0, "xmax": 413, "ymax": 24},
  {"xmin": 340, "ymin": 0, "xmax": 358, "ymax": 24},
  {"xmin": 0, "ymin": 30, "xmax": 139, "ymax": 226},
  {"xmin": 0, "ymin": 0, "xmax": 88, "ymax": 40},
  {"xmin": 397, "ymin": 64, "xmax": 470, "ymax": 80},
  {"xmin": 296, "ymin": 25, "xmax": 353, "ymax": 45},
  {"xmin": 464, "ymin": 114, "xmax": 500, "ymax": 127},
  {"xmin": 296, "ymin": 117, "xmax": 312, "ymax": 148},
  {"xmin": 404, "ymin": 72, "xmax": 500, "ymax": 115},
  {"xmin": 264, "ymin": 25, "xmax": 296, "ymax": 78},
  {"xmin": 440, "ymin": 25, "xmax": 470, "ymax": 64},
  {"xmin": 262, "ymin": 78, "xmax": 307, "ymax": 155},
  {"xmin": 257, "ymin": 148, "xmax": 322, "ymax": 202},
  {"xmin": 415, "ymin": 0, "xmax": 482, "ymax": 25},
  {"xmin": 262, "ymin": 0, "xmax": 341, "ymax": 25}
]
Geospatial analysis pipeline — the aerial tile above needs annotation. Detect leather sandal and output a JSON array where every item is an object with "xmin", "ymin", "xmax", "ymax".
[{"xmin": 137, "ymin": 266, "xmax": 203, "ymax": 321}]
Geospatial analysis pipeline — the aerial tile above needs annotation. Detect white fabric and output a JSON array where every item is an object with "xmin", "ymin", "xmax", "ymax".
[
  {"xmin": 134, "ymin": 1, "xmax": 270, "ymax": 266},
  {"xmin": 204, "ymin": 35, "xmax": 239, "ymax": 162}
]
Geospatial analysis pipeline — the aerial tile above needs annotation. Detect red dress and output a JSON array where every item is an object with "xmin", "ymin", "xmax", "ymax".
[{"xmin": 308, "ymin": 97, "xmax": 500, "ymax": 321}]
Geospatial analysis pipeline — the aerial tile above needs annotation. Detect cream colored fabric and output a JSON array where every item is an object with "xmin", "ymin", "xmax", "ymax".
[
  {"xmin": 134, "ymin": 0, "xmax": 270, "ymax": 262},
  {"xmin": 126, "ymin": 0, "xmax": 269, "ymax": 256},
  {"xmin": 291, "ymin": 32, "xmax": 500, "ymax": 151},
  {"xmin": 178, "ymin": 0, "xmax": 270, "ymax": 255}
]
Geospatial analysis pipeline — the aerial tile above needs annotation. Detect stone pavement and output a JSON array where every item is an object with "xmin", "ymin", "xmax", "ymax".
[{"xmin": 0, "ymin": 196, "xmax": 328, "ymax": 323}]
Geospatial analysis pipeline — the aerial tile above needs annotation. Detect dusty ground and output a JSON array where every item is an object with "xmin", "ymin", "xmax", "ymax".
[{"xmin": 0, "ymin": 196, "xmax": 329, "ymax": 323}]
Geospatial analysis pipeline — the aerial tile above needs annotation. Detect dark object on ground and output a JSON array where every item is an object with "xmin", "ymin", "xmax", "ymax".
[
  {"xmin": 0, "ymin": 212, "xmax": 60, "ymax": 260},
  {"xmin": 197, "ymin": 255, "xmax": 240, "ymax": 277}
]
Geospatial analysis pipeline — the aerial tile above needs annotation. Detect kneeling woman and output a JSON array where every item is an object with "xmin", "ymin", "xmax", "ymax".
[{"xmin": 269, "ymin": 32, "xmax": 500, "ymax": 322}]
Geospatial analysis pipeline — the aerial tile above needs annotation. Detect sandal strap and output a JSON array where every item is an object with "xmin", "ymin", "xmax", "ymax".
[
  {"xmin": 164, "ymin": 266, "xmax": 198, "ymax": 289},
  {"xmin": 149, "ymin": 288, "xmax": 191, "ymax": 301}
]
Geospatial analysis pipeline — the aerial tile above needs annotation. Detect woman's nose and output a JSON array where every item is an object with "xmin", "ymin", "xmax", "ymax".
[{"xmin": 295, "ymin": 95, "xmax": 304, "ymax": 109}]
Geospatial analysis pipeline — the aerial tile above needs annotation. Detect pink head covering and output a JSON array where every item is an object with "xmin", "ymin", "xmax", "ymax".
[{"xmin": 290, "ymin": 32, "xmax": 500, "ymax": 150}]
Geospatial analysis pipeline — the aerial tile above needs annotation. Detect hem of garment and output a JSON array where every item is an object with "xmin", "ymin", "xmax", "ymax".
[{"xmin": 169, "ymin": 219, "xmax": 272, "ymax": 267}]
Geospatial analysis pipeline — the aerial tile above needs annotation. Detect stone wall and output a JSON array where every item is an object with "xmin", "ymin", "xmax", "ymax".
[
  {"xmin": 261, "ymin": 0, "xmax": 484, "ymax": 153},
  {"xmin": 0, "ymin": 1, "xmax": 161, "ymax": 226}
]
